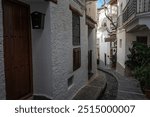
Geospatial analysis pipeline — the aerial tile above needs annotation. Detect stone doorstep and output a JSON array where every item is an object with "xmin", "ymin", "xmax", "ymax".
[{"xmin": 73, "ymin": 76, "xmax": 107, "ymax": 100}]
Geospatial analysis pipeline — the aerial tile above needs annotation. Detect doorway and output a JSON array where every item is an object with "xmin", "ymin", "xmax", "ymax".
[
  {"xmin": 3, "ymin": 0, "xmax": 33, "ymax": 99},
  {"xmin": 104, "ymin": 53, "xmax": 107, "ymax": 66},
  {"xmin": 136, "ymin": 36, "xmax": 148, "ymax": 45},
  {"xmin": 88, "ymin": 27, "xmax": 93, "ymax": 79}
]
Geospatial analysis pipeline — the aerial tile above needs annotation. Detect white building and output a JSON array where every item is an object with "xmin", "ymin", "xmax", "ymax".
[
  {"xmin": 117, "ymin": 0, "xmax": 150, "ymax": 75},
  {"xmin": 97, "ymin": 2, "xmax": 117, "ymax": 68},
  {"xmin": 0, "ymin": 0, "xmax": 97, "ymax": 100}
]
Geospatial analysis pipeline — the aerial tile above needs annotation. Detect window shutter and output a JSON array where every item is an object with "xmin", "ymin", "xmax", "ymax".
[{"xmin": 73, "ymin": 48, "xmax": 81, "ymax": 71}]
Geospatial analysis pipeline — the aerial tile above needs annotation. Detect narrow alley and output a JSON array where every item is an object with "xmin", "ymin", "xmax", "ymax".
[
  {"xmin": 0, "ymin": 0, "xmax": 149, "ymax": 100},
  {"xmin": 98, "ymin": 67, "xmax": 147, "ymax": 100}
]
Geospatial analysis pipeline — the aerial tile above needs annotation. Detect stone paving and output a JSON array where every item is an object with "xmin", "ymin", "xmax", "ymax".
[
  {"xmin": 99, "ymin": 71, "xmax": 118, "ymax": 100},
  {"xmin": 98, "ymin": 66, "xmax": 147, "ymax": 100},
  {"xmin": 73, "ymin": 70, "xmax": 107, "ymax": 100}
]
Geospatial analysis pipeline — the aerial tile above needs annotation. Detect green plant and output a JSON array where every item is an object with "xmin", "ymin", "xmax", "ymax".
[
  {"xmin": 125, "ymin": 42, "xmax": 150, "ymax": 70},
  {"xmin": 125, "ymin": 42, "xmax": 150, "ymax": 89},
  {"xmin": 110, "ymin": 49, "xmax": 117, "ymax": 68},
  {"xmin": 134, "ymin": 64, "xmax": 150, "ymax": 89}
]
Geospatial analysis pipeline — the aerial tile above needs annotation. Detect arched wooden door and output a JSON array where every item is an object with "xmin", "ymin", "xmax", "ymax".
[{"xmin": 3, "ymin": 0, "xmax": 33, "ymax": 99}]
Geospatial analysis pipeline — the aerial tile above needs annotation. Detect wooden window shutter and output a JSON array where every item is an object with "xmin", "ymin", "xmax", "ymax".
[{"xmin": 73, "ymin": 48, "xmax": 81, "ymax": 71}]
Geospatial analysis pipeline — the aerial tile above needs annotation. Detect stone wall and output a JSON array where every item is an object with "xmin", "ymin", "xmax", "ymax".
[{"xmin": 50, "ymin": 0, "xmax": 88, "ymax": 99}]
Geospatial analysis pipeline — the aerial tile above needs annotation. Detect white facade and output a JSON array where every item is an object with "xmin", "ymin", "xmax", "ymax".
[
  {"xmin": 0, "ymin": 0, "xmax": 97, "ymax": 99},
  {"xmin": 97, "ymin": 4, "xmax": 117, "ymax": 67},
  {"xmin": 97, "ymin": 8, "xmax": 110, "ymax": 67},
  {"xmin": 117, "ymin": 0, "xmax": 150, "ymax": 75},
  {"xmin": 86, "ymin": 1, "xmax": 97, "ymax": 21}
]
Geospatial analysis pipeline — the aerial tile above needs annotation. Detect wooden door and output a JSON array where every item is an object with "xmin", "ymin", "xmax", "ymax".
[
  {"xmin": 104, "ymin": 53, "xmax": 107, "ymax": 66},
  {"xmin": 3, "ymin": 0, "xmax": 33, "ymax": 99},
  {"xmin": 88, "ymin": 50, "xmax": 93, "ymax": 79}
]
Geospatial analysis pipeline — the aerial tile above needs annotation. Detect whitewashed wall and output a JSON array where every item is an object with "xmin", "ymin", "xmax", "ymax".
[
  {"xmin": 29, "ymin": 1, "xmax": 53, "ymax": 99},
  {"xmin": 0, "ymin": 0, "xmax": 97, "ymax": 100},
  {"xmin": 117, "ymin": 0, "xmax": 150, "ymax": 72},
  {"xmin": 117, "ymin": 29, "xmax": 126, "ymax": 69},
  {"xmin": 116, "ymin": 0, "xmax": 128, "ymax": 73},
  {"xmin": 88, "ymin": 28, "xmax": 97, "ymax": 74},
  {"xmin": 0, "ymin": 0, "xmax": 6, "ymax": 99},
  {"xmin": 86, "ymin": 1, "xmax": 97, "ymax": 21},
  {"xmin": 97, "ymin": 31, "xmax": 111, "ymax": 66},
  {"xmin": 24, "ymin": 0, "xmax": 89, "ymax": 99},
  {"xmin": 117, "ymin": 0, "xmax": 128, "ymax": 15},
  {"xmin": 50, "ymin": 0, "xmax": 89, "ymax": 99},
  {"xmin": 97, "ymin": 7, "xmax": 114, "ymax": 66}
]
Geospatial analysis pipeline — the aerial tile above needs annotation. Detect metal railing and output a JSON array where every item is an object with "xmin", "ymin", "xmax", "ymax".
[{"xmin": 122, "ymin": 0, "xmax": 150, "ymax": 23}]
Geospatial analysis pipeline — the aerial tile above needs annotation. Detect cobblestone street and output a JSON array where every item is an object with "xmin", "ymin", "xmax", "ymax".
[
  {"xmin": 98, "ymin": 65, "xmax": 147, "ymax": 100},
  {"xmin": 99, "ymin": 71, "xmax": 118, "ymax": 100}
]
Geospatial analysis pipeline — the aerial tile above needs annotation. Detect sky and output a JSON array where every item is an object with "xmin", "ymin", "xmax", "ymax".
[
  {"xmin": 97, "ymin": 0, "xmax": 110, "ymax": 8},
  {"xmin": 97, "ymin": 0, "xmax": 103, "ymax": 8}
]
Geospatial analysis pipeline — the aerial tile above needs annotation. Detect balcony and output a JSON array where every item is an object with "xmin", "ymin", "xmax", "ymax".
[
  {"xmin": 122, "ymin": 0, "xmax": 150, "ymax": 32},
  {"xmin": 123, "ymin": 0, "xmax": 150, "ymax": 23}
]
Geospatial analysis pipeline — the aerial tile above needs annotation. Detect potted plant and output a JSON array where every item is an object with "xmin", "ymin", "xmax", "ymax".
[
  {"xmin": 110, "ymin": 49, "xmax": 117, "ymax": 68},
  {"xmin": 134, "ymin": 64, "xmax": 150, "ymax": 98},
  {"xmin": 125, "ymin": 42, "xmax": 150, "ymax": 98}
]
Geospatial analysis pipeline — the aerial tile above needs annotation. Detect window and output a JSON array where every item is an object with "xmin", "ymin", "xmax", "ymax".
[
  {"xmin": 73, "ymin": 48, "xmax": 81, "ymax": 71},
  {"xmin": 120, "ymin": 3, "xmax": 123, "ymax": 14},
  {"xmin": 101, "ymin": 18, "xmax": 107, "ymax": 28},
  {"xmin": 136, "ymin": 36, "xmax": 147, "ymax": 45},
  {"xmin": 119, "ymin": 39, "xmax": 122, "ymax": 48},
  {"xmin": 72, "ymin": 13, "xmax": 80, "ymax": 46},
  {"xmin": 70, "ymin": 6, "xmax": 81, "ymax": 71}
]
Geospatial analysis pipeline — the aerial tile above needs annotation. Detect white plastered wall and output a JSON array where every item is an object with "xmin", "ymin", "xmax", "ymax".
[
  {"xmin": 50, "ymin": 0, "xmax": 89, "ymax": 99},
  {"xmin": 117, "ymin": 29, "xmax": 126, "ymax": 68},
  {"xmin": 0, "ymin": 0, "xmax": 97, "ymax": 100}
]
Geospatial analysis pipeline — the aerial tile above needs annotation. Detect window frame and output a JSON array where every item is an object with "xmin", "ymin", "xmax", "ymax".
[
  {"xmin": 72, "ymin": 13, "xmax": 80, "ymax": 46},
  {"xmin": 73, "ymin": 48, "xmax": 81, "ymax": 71}
]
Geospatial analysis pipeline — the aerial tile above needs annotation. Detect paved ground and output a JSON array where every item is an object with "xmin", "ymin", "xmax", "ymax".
[
  {"xmin": 73, "ymin": 70, "xmax": 107, "ymax": 100},
  {"xmin": 99, "ymin": 71, "xmax": 118, "ymax": 100},
  {"xmin": 34, "ymin": 63, "xmax": 147, "ymax": 100},
  {"xmin": 98, "ymin": 65, "xmax": 147, "ymax": 100}
]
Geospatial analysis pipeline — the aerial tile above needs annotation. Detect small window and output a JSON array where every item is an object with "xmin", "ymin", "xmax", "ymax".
[
  {"xmin": 136, "ymin": 36, "xmax": 147, "ymax": 45},
  {"xmin": 72, "ymin": 13, "xmax": 80, "ymax": 46},
  {"xmin": 119, "ymin": 39, "xmax": 122, "ymax": 48},
  {"xmin": 120, "ymin": 3, "xmax": 123, "ymax": 14},
  {"xmin": 89, "ymin": 8, "xmax": 90, "ymax": 12},
  {"xmin": 73, "ymin": 48, "xmax": 81, "ymax": 71}
]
